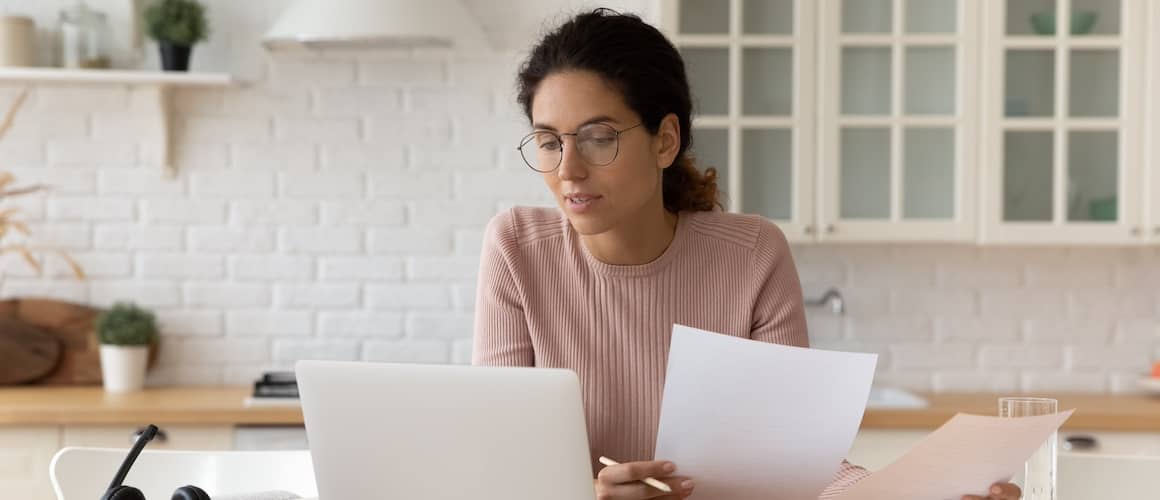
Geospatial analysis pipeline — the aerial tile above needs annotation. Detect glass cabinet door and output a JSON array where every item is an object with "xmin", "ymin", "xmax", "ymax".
[
  {"xmin": 664, "ymin": 0, "xmax": 817, "ymax": 241},
  {"xmin": 820, "ymin": 0, "xmax": 978, "ymax": 241},
  {"xmin": 985, "ymin": 0, "xmax": 1144, "ymax": 244}
]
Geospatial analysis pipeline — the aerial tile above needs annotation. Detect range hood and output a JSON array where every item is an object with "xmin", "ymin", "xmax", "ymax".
[{"xmin": 263, "ymin": 0, "xmax": 488, "ymax": 50}]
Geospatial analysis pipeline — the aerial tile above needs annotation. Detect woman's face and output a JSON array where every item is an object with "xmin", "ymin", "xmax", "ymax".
[{"xmin": 527, "ymin": 70, "xmax": 678, "ymax": 236}]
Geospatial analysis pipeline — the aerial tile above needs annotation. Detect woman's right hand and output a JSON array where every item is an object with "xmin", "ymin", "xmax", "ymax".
[{"xmin": 594, "ymin": 460, "xmax": 695, "ymax": 499}]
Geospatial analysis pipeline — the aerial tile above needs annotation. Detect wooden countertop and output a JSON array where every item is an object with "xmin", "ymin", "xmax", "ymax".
[
  {"xmin": 863, "ymin": 393, "xmax": 1160, "ymax": 431},
  {"xmin": 0, "ymin": 386, "xmax": 303, "ymax": 425},
  {"xmin": 2, "ymin": 387, "xmax": 1159, "ymax": 431}
]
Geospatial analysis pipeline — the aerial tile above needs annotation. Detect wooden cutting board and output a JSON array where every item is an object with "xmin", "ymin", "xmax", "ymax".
[
  {"xmin": 0, "ymin": 299, "xmax": 158, "ymax": 385},
  {"xmin": 0, "ymin": 318, "xmax": 61, "ymax": 384}
]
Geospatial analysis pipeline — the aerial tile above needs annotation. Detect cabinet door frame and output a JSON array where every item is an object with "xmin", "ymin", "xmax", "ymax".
[
  {"xmin": 0, "ymin": 426, "xmax": 61, "ymax": 500},
  {"xmin": 660, "ymin": 0, "xmax": 819, "ymax": 243},
  {"xmin": 1148, "ymin": 0, "xmax": 1160, "ymax": 242},
  {"xmin": 979, "ymin": 0, "xmax": 1147, "ymax": 245},
  {"xmin": 817, "ymin": 0, "xmax": 981, "ymax": 243}
]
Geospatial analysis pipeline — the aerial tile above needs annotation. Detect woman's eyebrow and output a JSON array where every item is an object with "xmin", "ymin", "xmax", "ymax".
[{"xmin": 532, "ymin": 115, "xmax": 619, "ymax": 131}]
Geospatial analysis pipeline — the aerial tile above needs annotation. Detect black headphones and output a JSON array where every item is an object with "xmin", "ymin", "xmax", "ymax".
[{"xmin": 100, "ymin": 424, "xmax": 213, "ymax": 500}]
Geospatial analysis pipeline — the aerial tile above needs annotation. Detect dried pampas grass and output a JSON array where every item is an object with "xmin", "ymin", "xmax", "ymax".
[{"xmin": 0, "ymin": 88, "xmax": 85, "ymax": 281}]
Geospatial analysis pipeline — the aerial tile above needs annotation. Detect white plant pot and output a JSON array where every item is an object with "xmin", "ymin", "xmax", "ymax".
[{"xmin": 99, "ymin": 345, "xmax": 149, "ymax": 393}]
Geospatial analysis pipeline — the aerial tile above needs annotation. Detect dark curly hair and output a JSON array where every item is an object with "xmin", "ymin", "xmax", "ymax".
[{"xmin": 516, "ymin": 8, "xmax": 721, "ymax": 213}]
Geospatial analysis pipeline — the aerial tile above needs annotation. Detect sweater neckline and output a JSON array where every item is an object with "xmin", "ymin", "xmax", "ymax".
[{"xmin": 569, "ymin": 211, "xmax": 692, "ymax": 278}]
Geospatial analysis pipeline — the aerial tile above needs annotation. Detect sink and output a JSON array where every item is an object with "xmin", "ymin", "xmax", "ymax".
[{"xmin": 866, "ymin": 386, "xmax": 929, "ymax": 409}]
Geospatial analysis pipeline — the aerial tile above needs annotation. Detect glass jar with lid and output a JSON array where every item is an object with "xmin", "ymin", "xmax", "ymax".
[{"xmin": 58, "ymin": 1, "xmax": 111, "ymax": 69}]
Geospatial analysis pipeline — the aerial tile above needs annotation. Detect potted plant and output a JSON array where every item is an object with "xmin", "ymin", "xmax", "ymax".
[
  {"xmin": 143, "ymin": 0, "xmax": 208, "ymax": 72},
  {"xmin": 96, "ymin": 302, "xmax": 158, "ymax": 392}
]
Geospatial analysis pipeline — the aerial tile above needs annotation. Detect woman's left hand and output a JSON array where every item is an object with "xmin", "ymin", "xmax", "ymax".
[{"xmin": 961, "ymin": 482, "xmax": 1021, "ymax": 500}]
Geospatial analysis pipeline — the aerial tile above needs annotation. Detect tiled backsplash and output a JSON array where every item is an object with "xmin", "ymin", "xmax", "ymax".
[
  {"xmin": 0, "ymin": 0, "xmax": 1156, "ymax": 392},
  {"xmin": 796, "ymin": 245, "xmax": 1160, "ymax": 393}
]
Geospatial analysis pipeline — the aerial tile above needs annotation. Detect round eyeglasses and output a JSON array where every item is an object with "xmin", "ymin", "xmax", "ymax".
[{"xmin": 516, "ymin": 122, "xmax": 643, "ymax": 173}]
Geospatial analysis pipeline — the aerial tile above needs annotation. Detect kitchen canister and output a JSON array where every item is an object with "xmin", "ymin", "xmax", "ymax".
[
  {"xmin": 59, "ymin": 1, "xmax": 111, "ymax": 69},
  {"xmin": 0, "ymin": 15, "xmax": 35, "ymax": 67}
]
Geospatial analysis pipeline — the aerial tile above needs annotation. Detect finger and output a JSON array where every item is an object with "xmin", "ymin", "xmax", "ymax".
[
  {"xmin": 600, "ymin": 476, "xmax": 692, "ymax": 500},
  {"xmin": 604, "ymin": 481, "xmax": 677, "ymax": 499},
  {"xmin": 989, "ymin": 482, "xmax": 1022, "ymax": 499},
  {"xmin": 660, "ymin": 477, "xmax": 695, "ymax": 497},
  {"xmin": 961, "ymin": 496, "xmax": 986, "ymax": 500},
  {"xmin": 598, "ymin": 460, "xmax": 677, "ymax": 484}
]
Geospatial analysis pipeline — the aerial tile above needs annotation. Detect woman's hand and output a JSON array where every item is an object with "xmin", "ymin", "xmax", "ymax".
[
  {"xmin": 961, "ymin": 482, "xmax": 1021, "ymax": 500},
  {"xmin": 594, "ymin": 460, "xmax": 695, "ymax": 499}
]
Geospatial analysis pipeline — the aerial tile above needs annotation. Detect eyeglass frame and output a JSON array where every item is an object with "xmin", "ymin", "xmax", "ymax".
[{"xmin": 516, "ymin": 122, "xmax": 645, "ymax": 173}]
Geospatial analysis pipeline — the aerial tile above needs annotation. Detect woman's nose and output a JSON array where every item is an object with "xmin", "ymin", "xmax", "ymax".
[{"xmin": 556, "ymin": 138, "xmax": 588, "ymax": 181}]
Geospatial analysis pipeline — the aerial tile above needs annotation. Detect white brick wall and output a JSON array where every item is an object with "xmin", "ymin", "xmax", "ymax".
[
  {"xmin": 318, "ymin": 312, "xmax": 404, "ymax": 338},
  {"xmin": 230, "ymin": 201, "xmax": 317, "ymax": 226},
  {"xmin": 185, "ymin": 283, "xmax": 271, "ymax": 308},
  {"xmin": 363, "ymin": 339, "xmax": 450, "ymax": 364},
  {"xmin": 95, "ymin": 225, "xmax": 184, "ymax": 251},
  {"xmin": 2, "ymin": 0, "xmax": 1154, "ymax": 393},
  {"xmin": 275, "ymin": 284, "xmax": 361, "ymax": 308},
  {"xmin": 227, "ymin": 311, "xmax": 313, "ymax": 337},
  {"xmin": 283, "ymin": 173, "xmax": 365, "ymax": 199},
  {"xmin": 142, "ymin": 199, "xmax": 228, "ymax": 224},
  {"xmin": 319, "ymin": 256, "xmax": 404, "ymax": 281}
]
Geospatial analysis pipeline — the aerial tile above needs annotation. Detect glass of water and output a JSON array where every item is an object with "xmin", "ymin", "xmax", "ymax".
[{"xmin": 999, "ymin": 397, "xmax": 1059, "ymax": 500}]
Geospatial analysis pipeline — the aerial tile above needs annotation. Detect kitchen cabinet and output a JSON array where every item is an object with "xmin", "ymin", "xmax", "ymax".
[
  {"xmin": 0, "ymin": 424, "xmax": 235, "ymax": 500},
  {"xmin": 980, "ymin": 0, "xmax": 1147, "ymax": 244},
  {"xmin": 61, "ymin": 424, "xmax": 234, "ymax": 450},
  {"xmin": 818, "ymin": 0, "xmax": 979, "ymax": 242},
  {"xmin": 663, "ymin": 0, "xmax": 1157, "ymax": 245},
  {"xmin": 2, "ymin": 424, "xmax": 309, "ymax": 500},
  {"xmin": 0, "ymin": 426, "xmax": 60, "ymax": 500},
  {"xmin": 0, "ymin": 386, "xmax": 304, "ymax": 500},
  {"xmin": 660, "ymin": 0, "xmax": 819, "ymax": 242}
]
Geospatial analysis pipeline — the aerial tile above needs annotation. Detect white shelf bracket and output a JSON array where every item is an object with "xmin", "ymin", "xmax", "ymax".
[{"xmin": 139, "ymin": 84, "xmax": 176, "ymax": 179}]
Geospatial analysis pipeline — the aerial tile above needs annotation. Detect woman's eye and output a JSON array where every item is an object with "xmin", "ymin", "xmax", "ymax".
[{"xmin": 540, "ymin": 140, "xmax": 561, "ymax": 151}]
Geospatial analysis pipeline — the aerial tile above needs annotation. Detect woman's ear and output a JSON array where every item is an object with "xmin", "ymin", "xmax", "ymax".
[{"xmin": 655, "ymin": 113, "xmax": 681, "ymax": 170}]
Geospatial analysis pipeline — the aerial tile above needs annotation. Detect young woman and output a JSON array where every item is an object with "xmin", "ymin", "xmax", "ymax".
[{"xmin": 472, "ymin": 9, "xmax": 1021, "ymax": 500}]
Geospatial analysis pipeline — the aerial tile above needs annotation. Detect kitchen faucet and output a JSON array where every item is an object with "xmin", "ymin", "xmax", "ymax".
[{"xmin": 805, "ymin": 287, "xmax": 845, "ymax": 315}]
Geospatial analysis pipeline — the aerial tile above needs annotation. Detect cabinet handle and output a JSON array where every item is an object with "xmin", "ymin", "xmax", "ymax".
[
  {"xmin": 132, "ymin": 427, "xmax": 167, "ymax": 444},
  {"xmin": 804, "ymin": 225, "xmax": 815, "ymax": 235},
  {"xmin": 1153, "ymin": 226, "xmax": 1160, "ymax": 236},
  {"xmin": 825, "ymin": 224, "xmax": 836, "ymax": 234},
  {"xmin": 1063, "ymin": 435, "xmax": 1098, "ymax": 452},
  {"xmin": 1131, "ymin": 226, "xmax": 1142, "ymax": 237}
]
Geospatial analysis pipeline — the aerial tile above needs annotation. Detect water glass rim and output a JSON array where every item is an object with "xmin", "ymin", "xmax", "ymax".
[
  {"xmin": 998, "ymin": 396, "xmax": 1059, "ymax": 403},
  {"xmin": 999, "ymin": 396, "xmax": 1059, "ymax": 417}
]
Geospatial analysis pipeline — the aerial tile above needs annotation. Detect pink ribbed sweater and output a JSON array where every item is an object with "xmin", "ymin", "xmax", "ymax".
[{"xmin": 472, "ymin": 207, "xmax": 869, "ymax": 498}]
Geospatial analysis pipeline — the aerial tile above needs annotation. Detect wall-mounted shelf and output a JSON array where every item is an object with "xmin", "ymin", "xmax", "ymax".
[
  {"xmin": 0, "ymin": 68, "xmax": 237, "ymax": 178},
  {"xmin": 0, "ymin": 67, "xmax": 234, "ymax": 86}
]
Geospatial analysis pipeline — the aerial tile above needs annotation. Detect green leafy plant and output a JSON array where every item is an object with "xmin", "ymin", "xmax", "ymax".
[
  {"xmin": 143, "ymin": 0, "xmax": 210, "ymax": 46},
  {"xmin": 96, "ymin": 303, "xmax": 159, "ymax": 346}
]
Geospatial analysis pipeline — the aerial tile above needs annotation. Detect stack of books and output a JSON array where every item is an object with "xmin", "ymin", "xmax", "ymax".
[{"xmin": 243, "ymin": 371, "xmax": 300, "ymax": 407}]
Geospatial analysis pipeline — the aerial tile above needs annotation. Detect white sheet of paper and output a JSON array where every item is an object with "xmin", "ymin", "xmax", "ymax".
[
  {"xmin": 834, "ymin": 410, "xmax": 1075, "ymax": 500},
  {"xmin": 654, "ymin": 324, "xmax": 878, "ymax": 500}
]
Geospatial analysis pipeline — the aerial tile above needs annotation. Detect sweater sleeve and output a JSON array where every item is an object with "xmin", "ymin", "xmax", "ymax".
[
  {"xmin": 748, "ymin": 221, "xmax": 809, "ymax": 348},
  {"xmin": 818, "ymin": 464, "xmax": 872, "ymax": 499},
  {"xmin": 747, "ymin": 220, "xmax": 873, "ymax": 497},
  {"xmin": 471, "ymin": 211, "xmax": 534, "ymax": 367}
]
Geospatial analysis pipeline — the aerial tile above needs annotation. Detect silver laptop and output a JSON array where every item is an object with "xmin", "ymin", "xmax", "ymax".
[{"xmin": 296, "ymin": 360, "xmax": 596, "ymax": 500}]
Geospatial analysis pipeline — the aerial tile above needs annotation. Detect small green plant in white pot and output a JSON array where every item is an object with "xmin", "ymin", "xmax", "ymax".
[{"xmin": 96, "ymin": 302, "xmax": 158, "ymax": 393}]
